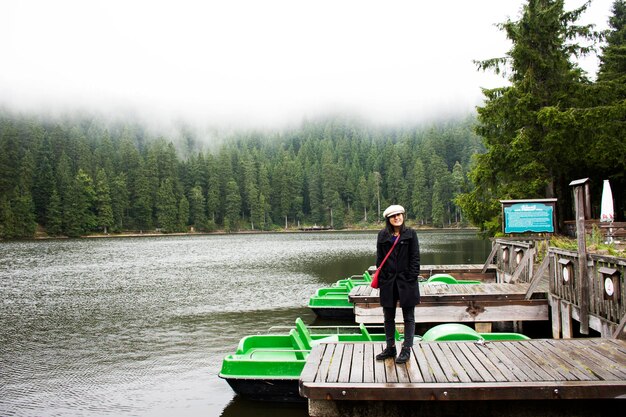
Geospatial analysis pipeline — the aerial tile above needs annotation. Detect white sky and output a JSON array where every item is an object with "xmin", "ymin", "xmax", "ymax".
[{"xmin": 0, "ymin": 0, "xmax": 616, "ymax": 130}]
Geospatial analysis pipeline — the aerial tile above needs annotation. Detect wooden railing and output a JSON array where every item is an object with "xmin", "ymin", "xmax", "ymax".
[
  {"xmin": 563, "ymin": 220, "xmax": 626, "ymax": 240},
  {"xmin": 548, "ymin": 247, "xmax": 626, "ymax": 338},
  {"xmin": 484, "ymin": 238, "xmax": 547, "ymax": 284}
]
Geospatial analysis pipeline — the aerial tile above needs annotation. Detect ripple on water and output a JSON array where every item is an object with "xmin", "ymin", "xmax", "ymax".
[{"xmin": 0, "ymin": 231, "xmax": 488, "ymax": 416}]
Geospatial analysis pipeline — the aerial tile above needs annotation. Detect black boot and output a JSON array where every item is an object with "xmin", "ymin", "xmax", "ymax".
[
  {"xmin": 395, "ymin": 346, "xmax": 411, "ymax": 364},
  {"xmin": 375, "ymin": 345, "xmax": 397, "ymax": 360}
]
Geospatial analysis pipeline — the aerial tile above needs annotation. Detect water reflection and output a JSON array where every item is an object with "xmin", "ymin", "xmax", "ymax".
[
  {"xmin": 0, "ymin": 230, "xmax": 489, "ymax": 417},
  {"xmin": 220, "ymin": 397, "xmax": 308, "ymax": 417}
]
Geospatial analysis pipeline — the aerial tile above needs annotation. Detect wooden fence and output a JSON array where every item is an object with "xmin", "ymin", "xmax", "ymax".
[
  {"xmin": 483, "ymin": 237, "xmax": 547, "ymax": 284},
  {"xmin": 548, "ymin": 247, "xmax": 626, "ymax": 338}
]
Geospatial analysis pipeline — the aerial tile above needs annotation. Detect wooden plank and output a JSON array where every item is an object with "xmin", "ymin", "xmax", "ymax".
[
  {"xmin": 383, "ymin": 349, "xmax": 399, "ymax": 383},
  {"xmin": 362, "ymin": 343, "xmax": 375, "ymax": 383},
  {"xmin": 439, "ymin": 343, "xmax": 473, "ymax": 382},
  {"xmin": 427, "ymin": 343, "xmax": 462, "ymax": 383},
  {"xmin": 301, "ymin": 380, "xmax": 626, "ymax": 401},
  {"xmin": 493, "ymin": 342, "xmax": 545, "ymax": 381},
  {"xmin": 582, "ymin": 340, "xmax": 626, "ymax": 377},
  {"xmin": 477, "ymin": 341, "xmax": 528, "ymax": 382},
  {"xmin": 421, "ymin": 343, "xmax": 449, "ymax": 383},
  {"xmin": 560, "ymin": 300, "xmax": 574, "ymax": 338},
  {"xmin": 543, "ymin": 339, "xmax": 600, "ymax": 381},
  {"xmin": 446, "ymin": 342, "xmax": 485, "ymax": 381},
  {"xmin": 405, "ymin": 346, "xmax": 425, "ymax": 383},
  {"xmin": 337, "ymin": 344, "xmax": 354, "ymax": 383},
  {"xmin": 395, "ymin": 355, "xmax": 411, "ymax": 383},
  {"xmin": 548, "ymin": 292, "xmax": 561, "ymax": 338},
  {"xmin": 325, "ymin": 343, "xmax": 344, "ymax": 383},
  {"xmin": 349, "ymin": 343, "xmax": 364, "ymax": 383},
  {"xmin": 456, "ymin": 342, "xmax": 496, "ymax": 382},
  {"xmin": 533, "ymin": 340, "xmax": 591, "ymax": 381},
  {"xmin": 412, "ymin": 343, "xmax": 435, "ymax": 383},
  {"xmin": 373, "ymin": 343, "xmax": 386, "ymax": 383},
  {"xmin": 565, "ymin": 340, "xmax": 626, "ymax": 380},
  {"xmin": 502, "ymin": 341, "xmax": 560, "ymax": 381},
  {"xmin": 460, "ymin": 342, "xmax": 507, "ymax": 382},
  {"xmin": 492, "ymin": 342, "xmax": 541, "ymax": 381},
  {"xmin": 313, "ymin": 344, "xmax": 331, "ymax": 383},
  {"xmin": 302, "ymin": 343, "xmax": 327, "ymax": 384},
  {"xmin": 354, "ymin": 301, "xmax": 549, "ymax": 324}
]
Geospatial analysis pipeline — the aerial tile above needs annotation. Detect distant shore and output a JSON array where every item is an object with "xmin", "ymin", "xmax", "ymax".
[{"xmin": 32, "ymin": 225, "xmax": 479, "ymax": 240}]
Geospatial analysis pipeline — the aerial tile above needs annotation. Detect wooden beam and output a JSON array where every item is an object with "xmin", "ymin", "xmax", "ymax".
[
  {"xmin": 354, "ymin": 301, "xmax": 549, "ymax": 324},
  {"xmin": 549, "ymin": 295, "xmax": 561, "ymax": 339},
  {"xmin": 613, "ymin": 312, "xmax": 626, "ymax": 340},
  {"xmin": 525, "ymin": 254, "xmax": 550, "ymax": 299},
  {"xmin": 573, "ymin": 184, "xmax": 590, "ymax": 334},
  {"xmin": 510, "ymin": 247, "xmax": 534, "ymax": 283}
]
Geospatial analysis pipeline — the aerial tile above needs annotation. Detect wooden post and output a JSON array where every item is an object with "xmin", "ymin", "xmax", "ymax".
[
  {"xmin": 549, "ymin": 295, "xmax": 561, "ymax": 339},
  {"xmin": 571, "ymin": 179, "xmax": 590, "ymax": 335},
  {"xmin": 584, "ymin": 181, "xmax": 592, "ymax": 220},
  {"xmin": 613, "ymin": 312, "xmax": 626, "ymax": 340}
]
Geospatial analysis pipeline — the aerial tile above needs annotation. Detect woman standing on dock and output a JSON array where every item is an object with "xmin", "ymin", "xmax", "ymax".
[{"xmin": 375, "ymin": 204, "xmax": 420, "ymax": 364}]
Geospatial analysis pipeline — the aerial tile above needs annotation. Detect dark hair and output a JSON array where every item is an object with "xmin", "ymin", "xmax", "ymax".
[{"xmin": 385, "ymin": 215, "xmax": 406, "ymax": 235}]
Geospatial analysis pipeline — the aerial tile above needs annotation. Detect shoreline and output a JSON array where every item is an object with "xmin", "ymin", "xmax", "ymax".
[{"xmin": 31, "ymin": 225, "xmax": 480, "ymax": 240}]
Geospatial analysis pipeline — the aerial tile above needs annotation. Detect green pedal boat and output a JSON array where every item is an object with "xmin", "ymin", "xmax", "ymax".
[
  {"xmin": 219, "ymin": 317, "xmax": 396, "ymax": 402},
  {"xmin": 218, "ymin": 318, "xmax": 529, "ymax": 402},
  {"xmin": 308, "ymin": 272, "xmax": 482, "ymax": 319}
]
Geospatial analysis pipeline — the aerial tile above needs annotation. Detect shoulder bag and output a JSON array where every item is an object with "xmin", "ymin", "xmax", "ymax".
[{"xmin": 371, "ymin": 234, "xmax": 400, "ymax": 289}]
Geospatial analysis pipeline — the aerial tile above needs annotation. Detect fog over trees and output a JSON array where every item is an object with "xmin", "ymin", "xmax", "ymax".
[
  {"xmin": 1, "ymin": 0, "xmax": 624, "ymax": 239},
  {"xmin": 0, "ymin": 113, "xmax": 481, "ymax": 238}
]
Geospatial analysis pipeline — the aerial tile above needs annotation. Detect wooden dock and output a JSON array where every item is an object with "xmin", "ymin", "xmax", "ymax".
[
  {"xmin": 350, "ymin": 282, "xmax": 550, "ymax": 327},
  {"xmin": 299, "ymin": 339, "xmax": 626, "ymax": 416},
  {"xmin": 418, "ymin": 263, "xmax": 497, "ymax": 281}
]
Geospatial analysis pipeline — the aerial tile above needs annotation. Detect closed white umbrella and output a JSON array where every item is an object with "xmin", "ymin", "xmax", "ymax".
[{"xmin": 600, "ymin": 179, "xmax": 614, "ymax": 243}]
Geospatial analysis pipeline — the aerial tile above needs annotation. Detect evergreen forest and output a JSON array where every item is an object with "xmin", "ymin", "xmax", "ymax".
[{"xmin": 0, "ymin": 113, "xmax": 481, "ymax": 238}]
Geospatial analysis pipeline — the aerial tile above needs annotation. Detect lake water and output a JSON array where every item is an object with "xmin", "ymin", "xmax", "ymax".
[{"xmin": 0, "ymin": 230, "xmax": 491, "ymax": 417}]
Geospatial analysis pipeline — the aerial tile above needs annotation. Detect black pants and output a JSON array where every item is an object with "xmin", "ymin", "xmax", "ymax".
[{"xmin": 382, "ymin": 281, "xmax": 415, "ymax": 347}]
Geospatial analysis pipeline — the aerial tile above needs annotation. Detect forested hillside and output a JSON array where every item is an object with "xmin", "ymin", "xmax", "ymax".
[{"xmin": 0, "ymin": 113, "xmax": 483, "ymax": 238}]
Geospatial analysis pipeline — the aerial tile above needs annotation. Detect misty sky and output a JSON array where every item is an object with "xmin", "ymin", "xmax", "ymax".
[{"xmin": 0, "ymin": 0, "xmax": 616, "ymax": 130}]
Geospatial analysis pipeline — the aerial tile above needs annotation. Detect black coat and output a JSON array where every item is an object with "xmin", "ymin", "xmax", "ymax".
[{"xmin": 376, "ymin": 227, "xmax": 420, "ymax": 308}]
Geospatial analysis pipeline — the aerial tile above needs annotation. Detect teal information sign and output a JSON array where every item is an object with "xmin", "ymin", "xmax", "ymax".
[{"xmin": 504, "ymin": 202, "xmax": 554, "ymax": 233}]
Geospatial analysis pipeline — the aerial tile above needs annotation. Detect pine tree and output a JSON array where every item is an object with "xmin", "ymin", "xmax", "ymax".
[
  {"xmin": 46, "ymin": 187, "xmax": 63, "ymax": 236},
  {"xmin": 431, "ymin": 179, "xmax": 445, "ymax": 228},
  {"xmin": 95, "ymin": 168, "xmax": 114, "ymax": 234},
  {"xmin": 156, "ymin": 178, "xmax": 178, "ymax": 233},
  {"xmin": 65, "ymin": 169, "xmax": 96, "ymax": 237},
  {"xmin": 132, "ymin": 165, "xmax": 153, "ymax": 232},
  {"xmin": 459, "ymin": 0, "xmax": 598, "ymax": 234},
  {"xmin": 410, "ymin": 159, "xmax": 428, "ymax": 225},
  {"xmin": 189, "ymin": 185, "xmax": 207, "ymax": 230},
  {"xmin": 0, "ymin": 122, "xmax": 19, "ymax": 198},
  {"xmin": 224, "ymin": 179, "xmax": 241, "ymax": 232},
  {"xmin": 33, "ymin": 152, "xmax": 55, "ymax": 225},
  {"xmin": 110, "ymin": 173, "xmax": 129, "ymax": 232},
  {"xmin": 178, "ymin": 194, "xmax": 190, "ymax": 232}
]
